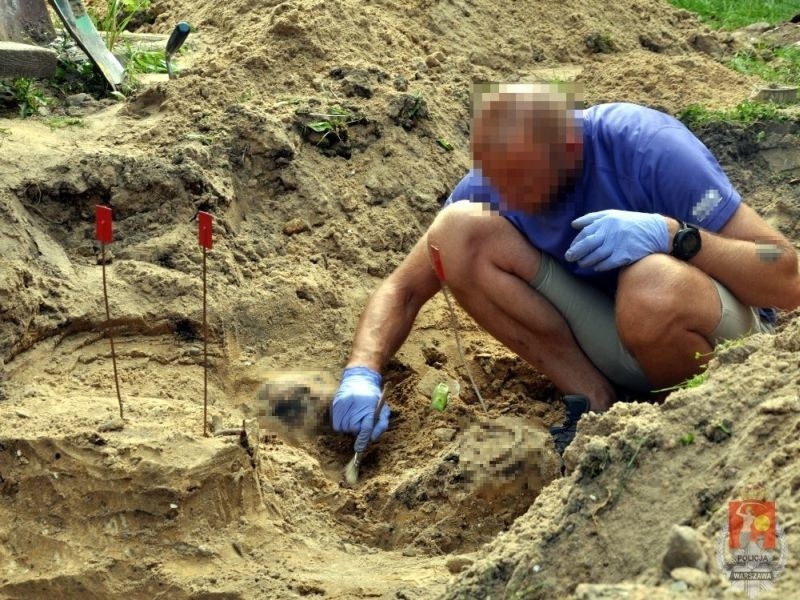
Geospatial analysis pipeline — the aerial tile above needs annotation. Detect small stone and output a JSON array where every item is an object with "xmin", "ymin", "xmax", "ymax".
[
  {"xmin": 742, "ymin": 21, "xmax": 772, "ymax": 33},
  {"xmin": 66, "ymin": 93, "xmax": 91, "ymax": 106},
  {"xmin": 15, "ymin": 410, "xmax": 31, "ymax": 419},
  {"xmin": 445, "ymin": 555, "xmax": 474, "ymax": 574},
  {"xmin": 96, "ymin": 248, "xmax": 114, "ymax": 265},
  {"xmin": 283, "ymin": 218, "xmax": 310, "ymax": 236},
  {"xmin": 341, "ymin": 69, "xmax": 373, "ymax": 98},
  {"xmin": 393, "ymin": 75, "xmax": 408, "ymax": 91},
  {"xmin": 662, "ymin": 525, "xmax": 708, "ymax": 574},
  {"xmin": 424, "ymin": 54, "xmax": 440, "ymax": 68},
  {"xmin": 401, "ymin": 547, "xmax": 416, "ymax": 557},
  {"xmin": 670, "ymin": 567, "xmax": 710, "ymax": 588},
  {"xmin": 433, "ymin": 427, "xmax": 457, "ymax": 442},
  {"xmin": 670, "ymin": 581, "xmax": 689, "ymax": 593},
  {"xmin": 98, "ymin": 418, "xmax": 125, "ymax": 432}
]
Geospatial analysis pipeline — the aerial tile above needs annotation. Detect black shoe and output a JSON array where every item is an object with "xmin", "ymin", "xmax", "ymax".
[{"xmin": 549, "ymin": 395, "xmax": 590, "ymax": 456}]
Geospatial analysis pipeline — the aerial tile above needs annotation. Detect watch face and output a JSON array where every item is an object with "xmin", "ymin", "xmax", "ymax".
[
  {"xmin": 673, "ymin": 227, "xmax": 701, "ymax": 260},
  {"xmin": 682, "ymin": 233, "xmax": 700, "ymax": 254}
]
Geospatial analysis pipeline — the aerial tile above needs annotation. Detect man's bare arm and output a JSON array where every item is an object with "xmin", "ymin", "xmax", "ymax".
[
  {"xmin": 666, "ymin": 204, "xmax": 800, "ymax": 310},
  {"xmin": 346, "ymin": 234, "xmax": 442, "ymax": 372}
]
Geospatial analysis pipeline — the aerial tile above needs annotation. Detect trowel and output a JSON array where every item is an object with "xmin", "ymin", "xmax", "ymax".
[{"xmin": 344, "ymin": 388, "xmax": 388, "ymax": 485}]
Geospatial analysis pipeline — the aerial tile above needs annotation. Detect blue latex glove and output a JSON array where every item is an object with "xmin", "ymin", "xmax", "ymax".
[
  {"xmin": 331, "ymin": 366, "xmax": 390, "ymax": 452},
  {"xmin": 565, "ymin": 210, "xmax": 669, "ymax": 271}
]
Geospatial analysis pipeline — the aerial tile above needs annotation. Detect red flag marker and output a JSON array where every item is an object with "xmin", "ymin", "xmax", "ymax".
[
  {"xmin": 429, "ymin": 244, "xmax": 445, "ymax": 281},
  {"xmin": 95, "ymin": 205, "xmax": 113, "ymax": 244},
  {"xmin": 198, "ymin": 211, "xmax": 213, "ymax": 249},
  {"xmin": 95, "ymin": 204, "xmax": 124, "ymax": 420},
  {"xmin": 198, "ymin": 211, "xmax": 212, "ymax": 436}
]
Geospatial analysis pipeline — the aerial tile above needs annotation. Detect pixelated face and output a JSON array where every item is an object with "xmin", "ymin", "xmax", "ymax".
[
  {"xmin": 475, "ymin": 140, "xmax": 565, "ymax": 212},
  {"xmin": 471, "ymin": 85, "xmax": 583, "ymax": 213}
]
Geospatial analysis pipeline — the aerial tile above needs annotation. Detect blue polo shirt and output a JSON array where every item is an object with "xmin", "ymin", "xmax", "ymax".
[{"xmin": 445, "ymin": 103, "xmax": 776, "ymax": 323}]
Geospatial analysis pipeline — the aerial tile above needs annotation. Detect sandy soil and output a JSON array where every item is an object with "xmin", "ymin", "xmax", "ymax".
[{"xmin": 1, "ymin": 1, "xmax": 799, "ymax": 598}]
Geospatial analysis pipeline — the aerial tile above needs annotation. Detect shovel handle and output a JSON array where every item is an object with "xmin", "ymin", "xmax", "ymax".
[{"xmin": 166, "ymin": 21, "xmax": 191, "ymax": 57}]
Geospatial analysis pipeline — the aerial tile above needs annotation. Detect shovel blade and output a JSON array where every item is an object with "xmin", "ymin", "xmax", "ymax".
[{"xmin": 48, "ymin": 0, "xmax": 125, "ymax": 87}]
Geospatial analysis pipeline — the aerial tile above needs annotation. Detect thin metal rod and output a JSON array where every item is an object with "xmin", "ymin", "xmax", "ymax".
[
  {"xmin": 101, "ymin": 242, "xmax": 123, "ymax": 420},
  {"xmin": 203, "ymin": 246, "xmax": 208, "ymax": 436},
  {"xmin": 441, "ymin": 284, "xmax": 488, "ymax": 414}
]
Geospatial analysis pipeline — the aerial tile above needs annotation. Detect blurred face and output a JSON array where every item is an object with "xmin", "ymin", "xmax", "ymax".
[
  {"xmin": 471, "ymin": 95, "xmax": 583, "ymax": 213},
  {"xmin": 477, "ymin": 138, "xmax": 569, "ymax": 213}
]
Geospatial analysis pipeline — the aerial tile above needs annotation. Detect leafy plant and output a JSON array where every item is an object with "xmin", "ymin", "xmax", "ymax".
[
  {"xmin": 90, "ymin": 0, "xmax": 152, "ymax": 50},
  {"xmin": 680, "ymin": 432, "xmax": 695, "ymax": 446},
  {"xmin": 304, "ymin": 106, "xmax": 360, "ymax": 144},
  {"xmin": 0, "ymin": 78, "xmax": 51, "ymax": 118},
  {"xmin": 122, "ymin": 45, "xmax": 168, "ymax": 75}
]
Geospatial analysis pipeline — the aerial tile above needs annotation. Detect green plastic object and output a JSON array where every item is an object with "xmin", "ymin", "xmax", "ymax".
[{"xmin": 431, "ymin": 382, "xmax": 449, "ymax": 412}]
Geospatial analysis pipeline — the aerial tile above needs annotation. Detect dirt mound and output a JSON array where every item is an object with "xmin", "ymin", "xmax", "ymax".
[
  {"xmin": 441, "ymin": 319, "xmax": 800, "ymax": 599},
  {"xmin": 1, "ymin": 0, "xmax": 798, "ymax": 598}
]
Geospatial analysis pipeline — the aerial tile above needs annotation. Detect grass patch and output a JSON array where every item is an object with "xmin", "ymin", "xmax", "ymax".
[
  {"xmin": 668, "ymin": 0, "xmax": 800, "ymax": 30},
  {"xmin": 729, "ymin": 44, "xmax": 800, "ymax": 86},
  {"xmin": 44, "ymin": 116, "xmax": 86, "ymax": 130},
  {"xmin": 677, "ymin": 99, "xmax": 785, "ymax": 127}
]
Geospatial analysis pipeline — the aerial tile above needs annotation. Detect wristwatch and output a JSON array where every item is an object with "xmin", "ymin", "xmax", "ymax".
[{"xmin": 671, "ymin": 221, "xmax": 702, "ymax": 261}]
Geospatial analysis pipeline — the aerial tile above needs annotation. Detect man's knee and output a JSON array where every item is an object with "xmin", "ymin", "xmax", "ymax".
[
  {"xmin": 427, "ymin": 201, "xmax": 499, "ymax": 284},
  {"xmin": 615, "ymin": 254, "xmax": 693, "ymax": 347}
]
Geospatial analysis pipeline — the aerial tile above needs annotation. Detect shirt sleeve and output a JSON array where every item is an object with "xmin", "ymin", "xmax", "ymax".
[
  {"xmin": 634, "ymin": 125, "xmax": 741, "ymax": 233},
  {"xmin": 444, "ymin": 169, "xmax": 503, "ymax": 208}
]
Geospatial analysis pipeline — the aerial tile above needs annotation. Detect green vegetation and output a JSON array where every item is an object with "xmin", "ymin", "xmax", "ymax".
[
  {"xmin": 652, "ymin": 369, "xmax": 709, "ymax": 393},
  {"xmin": 436, "ymin": 138, "xmax": 454, "ymax": 151},
  {"xmin": 304, "ymin": 106, "xmax": 360, "ymax": 144},
  {"xmin": 123, "ymin": 46, "xmax": 168, "ymax": 75},
  {"xmin": 0, "ymin": 78, "xmax": 51, "ymax": 118},
  {"xmin": 680, "ymin": 432, "xmax": 695, "ymax": 446},
  {"xmin": 90, "ymin": 0, "xmax": 152, "ymax": 50},
  {"xmin": 729, "ymin": 44, "xmax": 800, "ymax": 86},
  {"xmin": 44, "ymin": 116, "xmax": 85, "ymax": 130},
  {"xmin": 677, "ymin": 100, "xmax": 785, "ymax": 127},
  {"xmin": 668, "ymin": 0, "xmax": 799, "ymax": 30}
]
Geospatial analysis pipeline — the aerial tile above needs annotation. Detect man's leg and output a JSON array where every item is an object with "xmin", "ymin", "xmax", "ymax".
[
  {"xmin": 616, "ymin": 254, "xmax": 723, "ymax": 388},
  {"xmin": 427, "ymin": 201, "xmax": 615, "ymax": 411}
]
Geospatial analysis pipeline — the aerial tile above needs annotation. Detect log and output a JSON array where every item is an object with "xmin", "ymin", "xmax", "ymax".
[{"xmin": 0, "ymin": 41, "xmax": 57, "ymax": 78}]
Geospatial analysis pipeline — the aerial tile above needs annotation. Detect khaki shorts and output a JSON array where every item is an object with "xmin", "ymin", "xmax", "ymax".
[{"xmin": 530, "ymin": 254, "xmax": 773, "ymax": 393}]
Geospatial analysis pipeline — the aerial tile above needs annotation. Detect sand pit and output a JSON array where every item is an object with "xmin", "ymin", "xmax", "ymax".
[{"xmin": 1, "ymin": 0, "xmax": 799, "ymax": 598}]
